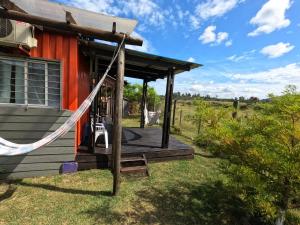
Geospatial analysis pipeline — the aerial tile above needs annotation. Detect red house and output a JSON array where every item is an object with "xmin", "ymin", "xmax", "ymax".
[{"xmin": 0, "ymin": 0, "xmax": 201, "ymax": 181}]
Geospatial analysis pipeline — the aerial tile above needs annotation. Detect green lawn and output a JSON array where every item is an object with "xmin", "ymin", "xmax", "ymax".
[
  {"xmin": 1, "ymin": 105, "xmax": 299, "ymax": 225},
  {"xmin": 0, "ymin": 139, "xmax": 222, "ymax": 225}
]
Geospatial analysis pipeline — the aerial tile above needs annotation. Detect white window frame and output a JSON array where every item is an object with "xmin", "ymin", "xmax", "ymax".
[{"xmin": 0, "ymin": 56, "xmax": 62, "ymax": 109}]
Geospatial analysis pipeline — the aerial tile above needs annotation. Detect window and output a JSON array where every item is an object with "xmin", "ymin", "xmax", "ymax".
[{"xmin": 0, "ymin": 57, "xmax": 61, "ymax": 108}]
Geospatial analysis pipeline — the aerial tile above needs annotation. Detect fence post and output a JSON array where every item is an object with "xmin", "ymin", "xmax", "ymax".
[
  {"xmin": 179, "ymin": 110, "xmax": 182, "ymax": 127},
  {"xmin": 172, "ymin": 99, "xmax": 177, "ymax": 126},
  {"xmin": 197, "ymin": 119, "xmax": 201, "ymax": 135}
]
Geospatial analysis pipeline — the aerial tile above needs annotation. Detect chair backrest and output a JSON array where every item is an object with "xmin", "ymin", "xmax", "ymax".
[{"xmin": 148, "ymin": 111, "xmax": 161, "ymax": 126}]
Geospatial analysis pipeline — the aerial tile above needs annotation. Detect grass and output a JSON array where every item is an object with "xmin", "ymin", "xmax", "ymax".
[
  {"xmin": 1, "ymin": 103, "xmax": 299, "ymax": 224},
  {"xmin": 0, "ymin": 114, "xmax": 227, "ymax": 225},
  {"xmin": 0, "ymin": 142, "xmax": 221, "ymax": 225}
]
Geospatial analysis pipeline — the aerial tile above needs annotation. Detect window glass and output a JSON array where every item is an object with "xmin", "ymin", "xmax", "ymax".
[
  {"xmin": 0, "ymin": 57, "xmax": 61, "ymax": 108},
  {"xmin": 0, "ymin": 59, "xmax": 24, "ymax": 104},
  {"xmin": 28, "ymin": 62, "xmax": 45, "ymax": 105},
  {"xmin": 48, "ymin": 63, "xmax": 61, "ymax": 108}
]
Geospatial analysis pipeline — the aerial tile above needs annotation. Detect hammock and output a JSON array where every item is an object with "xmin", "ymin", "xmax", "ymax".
[{"xmin": 0, "ymin": 35, "xmax": 126, "ymax": 156}]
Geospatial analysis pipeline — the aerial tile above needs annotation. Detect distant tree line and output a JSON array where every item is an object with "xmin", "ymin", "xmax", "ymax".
[{"xmin": 171, "ymin": 91, "xmax": 260, "ymax": 103}]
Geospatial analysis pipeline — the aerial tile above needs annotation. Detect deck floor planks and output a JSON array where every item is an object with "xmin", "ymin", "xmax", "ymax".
[{"xmin": 76, "ymin": 128, "xmax": 194, "ymax": 170}]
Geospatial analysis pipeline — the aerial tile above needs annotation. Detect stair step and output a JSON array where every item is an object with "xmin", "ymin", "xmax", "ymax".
[
  {"xmin": 121, "ymin": 157, "xmax": 145, "ymax": 163},
  {"xmin": 120, "ymin": 165, "xmax": 148, "ymax": 174}
]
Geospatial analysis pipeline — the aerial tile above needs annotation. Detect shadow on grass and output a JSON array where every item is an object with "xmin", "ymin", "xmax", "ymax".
[
  {"xmin": 83, "ymin": 199, "xmax": 126, "ymax": 224},
  {"xmin": 83, "ymin": 181, "xmax": 269, "ymax": 225},
  {"xmin": 12, "ymin": 180, "xmax": 112, "ymax": 197},
  {"xmin": 0, "ymin": 183, "xmax": 17, "ymax": 202}
]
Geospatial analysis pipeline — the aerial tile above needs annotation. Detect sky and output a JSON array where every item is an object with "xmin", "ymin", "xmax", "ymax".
[{"xmin": 53, "ymin": 0, "xmax": 300, "ymax": 99}]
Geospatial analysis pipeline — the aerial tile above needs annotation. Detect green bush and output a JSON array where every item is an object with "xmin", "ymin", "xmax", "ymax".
[{"xmin": 201, "ymin": 86, "xmax": 300, "ymax": 224}]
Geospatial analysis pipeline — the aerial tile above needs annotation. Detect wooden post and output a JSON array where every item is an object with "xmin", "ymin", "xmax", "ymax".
[
  {"xmin": 112, "ymin": 42, "xmax": 125, "ymax": 196},
  {"xmin": 92, "ymin": 57, "xmax": 99, "ymax": 152},
  {"xmin": 88, "ymin": 56, "xmax": 96, "ymax": 152},
  {"xmin": 197, "ymin": 119, "xmax": 201, "ymax": 135},
  {"xmin": 172, "ymin": 99, "xmax": 177, "ymax": 127},
  {"xmin": 179, "ymin": 110, "xmax": 183, "ymax": 127},
  {"xmin": 140, "ymin": 79, "xmax": 148, "ymax": 128},
  {"xmin": 161, "ymin": 69, "xmax": 175, "ymax": 148}
]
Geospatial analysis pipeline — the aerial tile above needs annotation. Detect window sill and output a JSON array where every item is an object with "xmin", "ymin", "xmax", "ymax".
[{"xmin": 0, "ymin": 103, "xmax": 61, "ymax": 110}]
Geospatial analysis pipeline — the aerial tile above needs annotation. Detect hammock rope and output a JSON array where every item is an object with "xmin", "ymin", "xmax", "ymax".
[{"xmin": 0, "ymin": 35, "xmax": 126, "ymax": 156}]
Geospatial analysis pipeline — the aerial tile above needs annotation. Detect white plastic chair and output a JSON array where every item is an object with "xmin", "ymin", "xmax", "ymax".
[
  {"xmin": 144, "ymin": 105, "xmax": 161, "ymax": 126},
  {"xmin": 91, "ymin": 119, "xmax": 109, "ymax": 149}
]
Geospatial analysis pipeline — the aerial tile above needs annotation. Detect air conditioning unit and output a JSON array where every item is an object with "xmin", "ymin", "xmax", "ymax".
[{"xmin": 0, "ymin": 18, "xmax": 37, "ymax": 49}]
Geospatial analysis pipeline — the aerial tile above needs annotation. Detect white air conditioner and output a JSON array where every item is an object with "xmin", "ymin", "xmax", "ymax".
[{"xmin": 0, "ymin": 19, "xmax": 37, "ymax": 49}]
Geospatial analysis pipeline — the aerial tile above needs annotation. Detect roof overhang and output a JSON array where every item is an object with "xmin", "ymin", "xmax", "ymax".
[
  {"xmin": 0, "ymin": 0, "xmax": 142, "ymax": 45},
  {"xmin": 80, "ymin": 40, "xmax": 202, "ymax": 81},
  {"xmin": 9, "ymin": 0, "xmax": 138, "ymax": 34}
]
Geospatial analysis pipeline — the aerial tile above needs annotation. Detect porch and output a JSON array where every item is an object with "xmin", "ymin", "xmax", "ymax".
[{"xmin": 76, "ymin": 127, "xmax": 194, "ymax": 170}]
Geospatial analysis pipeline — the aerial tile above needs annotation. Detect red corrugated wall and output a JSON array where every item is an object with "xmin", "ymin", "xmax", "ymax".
[{"xmin": 30, "ymin": 30, "xmax": 90, "ymax": 150}]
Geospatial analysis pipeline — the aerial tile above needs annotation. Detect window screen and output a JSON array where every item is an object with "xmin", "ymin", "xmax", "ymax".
[{"xmin": 0, "ymin": 57, "xmax": 61, "ymax": 108}]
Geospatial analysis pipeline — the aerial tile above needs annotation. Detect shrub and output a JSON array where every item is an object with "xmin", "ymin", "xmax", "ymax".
[{"xmin": 205, "ymin": 86, "xmax": 300, "ymax": 225}]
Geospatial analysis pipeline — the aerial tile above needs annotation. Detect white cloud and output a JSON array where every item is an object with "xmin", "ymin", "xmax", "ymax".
[
  {"xmin": 228, "ymin": 63, "xmax": 300, "ymax": 85},
  {"xmin": 260, "ymin": 42, "xmax": 295, "ymax": 58},
  {"xmin": 227, "ymin": 50, "xmax": 256, "ymax": 62},
  {"xmin": 216, "ymin": 32, "xmax": 229, "ymax": 44},
  {"xmin": 59, "ymin": 0, "xmax": 168, "ymax": 28},
  {"xmin": 195, "ymin": 0, "xmax": 240, "ymax": 20},
  {"xmin": 248, "ymin": 0, "xmax": 292, "ymax": 36},
  {"xmin": 199, "ymin": 26, "xmax": 217, "ymax": 44},
  {"xmin": 199, "ymin": 26, "xmax": 231, "ymax": 46},
  {"xmin": 188, "ymin": 82, "xmax": 269, "ymax": 98},
  {"xmin": 63, "ymin": 0, "xmax": 119, "ymax": 15},
  {"xmin": 225, "ymin": 40, "xmax": 233, "ymax": 47},
  {"xmin": 121, "ymin": 0, "xmax": 166, "ymax": 27},
  {"xmin": 187, "ymin": 57, "xmax": 196, "ymax": 62},
  {"xmin": 184, "ymin": 63, "xmax": 300, "ymax": 98},
  {"xmin": 126, "ymin": 32, "xmax": 153, "ymax": 52},
  {"xmin": 189, "ymin": 15, "xmax": 201, "ymax": 29}
]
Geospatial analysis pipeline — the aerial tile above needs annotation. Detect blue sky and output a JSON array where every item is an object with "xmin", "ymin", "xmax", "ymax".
[{"xmin": 53, "ymin": 0, "xmax": 300, "ymax": 99}]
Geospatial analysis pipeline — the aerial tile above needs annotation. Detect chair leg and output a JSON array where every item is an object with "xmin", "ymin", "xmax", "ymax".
[
  {"xmin": 104, "ymin": 131, "xmax": 109, "ymax": 149},
  {"xmin": 95, "ymin": 132, "xmax": 100, "ymax": 145}
]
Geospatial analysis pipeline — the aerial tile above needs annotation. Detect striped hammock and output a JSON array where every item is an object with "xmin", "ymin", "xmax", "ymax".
[{"xmin": 0, "ymin": 36, "xmax": 125, "ymax": 156}]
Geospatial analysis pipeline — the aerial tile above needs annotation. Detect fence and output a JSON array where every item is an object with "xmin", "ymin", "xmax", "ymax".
[{"xmin": 170, "ymin": 100, "xmax": 200, "ymax": 140}]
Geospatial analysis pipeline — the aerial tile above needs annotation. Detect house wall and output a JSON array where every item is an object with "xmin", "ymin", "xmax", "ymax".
[
  {"xmin": 0, "ymin": 107, "xmax": 75, "ymax": 180},
  {"xmin": 30, "ymin": 30, "xmax": 93, "ymax": 147},
  {"xmin": 0, "ymin": 30, "xmax": 84, "ymax": 180}
]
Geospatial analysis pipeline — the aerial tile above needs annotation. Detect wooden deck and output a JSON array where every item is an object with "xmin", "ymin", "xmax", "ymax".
[{"xmin": 76, "ymin": 128, "xmax": 194, "ymax": 170}]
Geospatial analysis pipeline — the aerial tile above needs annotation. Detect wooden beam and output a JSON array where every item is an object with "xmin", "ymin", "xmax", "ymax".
[
  {"xmin": 97, "ymin": 61, "xmax": 167, "ymax": 77},
  {"xmin": 0, "ymin": 9, "xmax": 143, "ymax": 46},
  {"xmin": 112, "ymin": 42, "xmax": 125, "ymax": 196},
  {"xmin": 0, "ymin": 0, "xmax": 26, "ymax": 13},
  {"xmin": 161, "ymin": 69, "xmax": 175, "ymax": 148},
  {"xmin": 66, "ymin": 11, "xmax": 76, "ymax": 24},
  {"xmin": 97, "ymin": 68, "xmax": 158, "ymax": 81},
  {"xmin": 140, "ymin": 80, "xmax": 148, "ymax": 128}
]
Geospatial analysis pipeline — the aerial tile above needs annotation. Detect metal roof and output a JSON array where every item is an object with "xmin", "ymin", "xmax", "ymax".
[
  {"xmin": 10, "ymin": 0, "xmax": 138, "ymax": 35},
  {"xmin": 80, "ymin": 40, "xmax": 202, "ymax": 81}
]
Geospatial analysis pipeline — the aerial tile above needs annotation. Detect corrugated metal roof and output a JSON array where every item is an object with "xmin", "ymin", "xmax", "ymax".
[
  {"xmin": 10, "ymin": 0, "xmax": 138, "ymax": 34},
  {"xmin": 80, "ymin": 40, "xmax": 202, "ymax": 81}
]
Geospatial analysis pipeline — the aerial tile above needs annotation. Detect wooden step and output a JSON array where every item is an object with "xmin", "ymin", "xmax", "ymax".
[
  {"xmin": 120, "ymin": 154, "xmax": 150, "ymax": 176},
  {"xmin": 121, "ymin": 156, "xmax": 145, "ymax": 163},
  {"xmin": 120, "ymin": 165, "xmax": 148, "ymax": 174}
]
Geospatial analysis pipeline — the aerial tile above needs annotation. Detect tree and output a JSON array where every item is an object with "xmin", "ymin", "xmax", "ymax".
[
  {"xmin": 124, "ymin": 83, "xmax": 160, "ymax": 111},
  {"xmin": 207, "ymin": 86, "xmax": 300, "ymax": 224}
]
